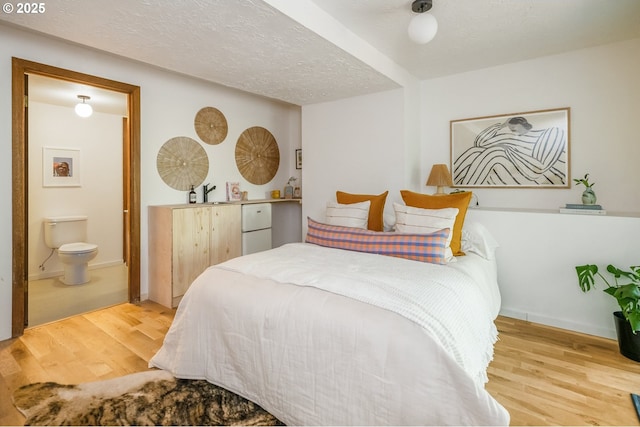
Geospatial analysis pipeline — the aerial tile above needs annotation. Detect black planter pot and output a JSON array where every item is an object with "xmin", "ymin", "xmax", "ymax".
[{"xmin": 613, "ymin": 311, "xmax": 640, "ymax": 362}]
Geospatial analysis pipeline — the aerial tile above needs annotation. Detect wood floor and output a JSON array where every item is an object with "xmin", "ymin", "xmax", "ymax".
[{"xmin": 1, "ymin": 302, "xmax": 639, "ymax": 426}]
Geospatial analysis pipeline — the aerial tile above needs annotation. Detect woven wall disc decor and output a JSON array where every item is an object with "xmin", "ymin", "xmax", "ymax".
[
  {"xmin": 194, "ymin": 107, "xmax": 228, "ymax": 145},
  {"xmin": 157, "ymin": 136, "xmax": 209, "ymax": 191},
  {"xmin": 235, "ymin": 127, "xmax": 280, "ymax": 185}
]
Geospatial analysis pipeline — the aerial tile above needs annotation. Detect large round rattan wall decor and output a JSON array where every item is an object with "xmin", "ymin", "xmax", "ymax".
[
  {"xmin": 194, "ymin": 107, "xmax": 228, "ymax": 145},
  {"xmin": 235, "ymin": 126, "xmax": 280, "ymax": 185},
  {"xmin": 157, "ymin": 136, "xmax": 209, "ymax": 191}
]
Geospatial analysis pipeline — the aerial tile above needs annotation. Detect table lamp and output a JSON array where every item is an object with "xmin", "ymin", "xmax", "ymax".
[{"xmin": 426, "ymin": 164, "xmax": 453, "ymax": 195}]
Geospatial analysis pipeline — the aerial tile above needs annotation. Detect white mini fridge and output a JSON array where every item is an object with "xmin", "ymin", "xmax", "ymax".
[{"xmin": 241, "ymin": 203, "xmax": 272, "ymax": 255}]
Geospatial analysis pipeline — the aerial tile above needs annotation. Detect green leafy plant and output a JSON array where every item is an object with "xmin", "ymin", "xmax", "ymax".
[
  {"xmin": 576, "ymin": 264, "xmax": 640, "ymax": 333},
  {"xmin": 573, "ymin": 173, "xmax": 594, "ymax": 189}
]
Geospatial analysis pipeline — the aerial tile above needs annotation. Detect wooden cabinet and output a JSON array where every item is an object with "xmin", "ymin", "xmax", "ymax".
[
  {"xmin": 210, "ymin": 205, "xmax": 242, "ymax": 265},
  {"xmin": 148, "ymin": 204, "xmax": 241, "ymax": 308}
]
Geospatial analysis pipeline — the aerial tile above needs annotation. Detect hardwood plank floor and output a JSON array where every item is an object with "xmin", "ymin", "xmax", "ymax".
[
  {"xmin": 1, "ymin": 302, "xmax": 639, "ymax": 426},
  {"xmin": 487, "ymin": 316, "xmax": 640, "ymax": 425},
  {"xmin": 0, "ymin": 301, "xmax": 176, "ymax": 426}
]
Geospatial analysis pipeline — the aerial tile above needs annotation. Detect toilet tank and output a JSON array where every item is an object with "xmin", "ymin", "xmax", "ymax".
[{"xmin": 43, "ymin": 216, "xmax": 88, "ymax": 249}]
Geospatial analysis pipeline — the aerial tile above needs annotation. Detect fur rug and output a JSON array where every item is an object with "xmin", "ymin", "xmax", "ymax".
[{"xmin": 12, "ymin": 369, "xmax": 284, "ymax": 426}]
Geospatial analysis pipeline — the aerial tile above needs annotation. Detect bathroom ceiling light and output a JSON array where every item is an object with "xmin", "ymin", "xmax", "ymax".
[
  {"xmin": 408, "ymin": 0, "xmax": 438, "ymax": 44},
  {"xmin": 75, "ymin": 95, "xmax": 93, "ymax": 117}
]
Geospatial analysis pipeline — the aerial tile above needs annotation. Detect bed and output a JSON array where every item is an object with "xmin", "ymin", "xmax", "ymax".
[{"xmin": 150, "ymin": 219, "xmax": 510, "ymax": 425}]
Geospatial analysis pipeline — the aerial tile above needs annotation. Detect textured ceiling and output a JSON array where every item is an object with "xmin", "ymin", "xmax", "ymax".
[
  {"xmin": 312, "ymin": 0, "xmax": 640, "ymax": 80},
  {"xmin": 2, "ymin": 0, "xmax": 640, "ymax": 106}
]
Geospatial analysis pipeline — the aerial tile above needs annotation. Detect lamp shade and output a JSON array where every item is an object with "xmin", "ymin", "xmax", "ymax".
[
  {"xmin": 75, "ymin": 95, "xmax": 93, "ymax": 118},
  {"xmin": 426, "ymin": 164, "xmax": 453, "ymax": 194},
  {"xmin": 408, "ymin": 13, "xmax": 438, "ymax": 44}
]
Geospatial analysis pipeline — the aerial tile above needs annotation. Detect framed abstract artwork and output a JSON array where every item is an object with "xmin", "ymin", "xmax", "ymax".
[
  {"xmin": 43, "ymin": 147, "xmax": 81, "ymax": 187},
  {"xmin": 450, "ymin": 107, "xmax": 570, "ymax": 188}
]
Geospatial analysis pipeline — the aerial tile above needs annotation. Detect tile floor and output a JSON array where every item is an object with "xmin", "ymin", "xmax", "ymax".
[{"xmin": 27, "ymin": 263, "xmax": 128, "ymax": 327}]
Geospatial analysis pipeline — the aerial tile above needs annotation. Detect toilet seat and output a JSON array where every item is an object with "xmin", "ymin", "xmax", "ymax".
[{"xmin": 58, "ymin": 242, "xmax": 98, "ymax": 254}]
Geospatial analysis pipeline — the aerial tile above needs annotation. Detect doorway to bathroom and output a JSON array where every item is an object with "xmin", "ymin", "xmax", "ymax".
[{"xmin": 11, "ymin": 58, "xmax": 141, "ymax": 337}]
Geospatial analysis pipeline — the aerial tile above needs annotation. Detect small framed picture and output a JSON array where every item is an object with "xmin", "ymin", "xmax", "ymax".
[
  {"xmin": 43, "ymin": 147, "xmax": 81, "ymax": 187},
  {"xmin": 295, "ymin": 149, "xmax": 302, "ymax": 169},
  {"xmin": 226, "ymin": 181, "xmax": 241, "ymax": 201}
]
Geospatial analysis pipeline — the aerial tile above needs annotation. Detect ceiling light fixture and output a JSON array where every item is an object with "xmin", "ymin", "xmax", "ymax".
[
  {"xmin": 75, "ymin": 95, "xmax": 93, "ymax": 117},
  {"xmin": 408, "ymin": 0, "xmax": 438, "ymax": 44}
]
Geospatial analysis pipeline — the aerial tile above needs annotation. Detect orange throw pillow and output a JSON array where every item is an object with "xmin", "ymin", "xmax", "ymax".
[
  {"xmin": 336, "ymin": 191, "xmax": 388, "ymax": 231},
  {"xmin": 400, "ymin": 190, "xmax": 472, "ymax": 256}
]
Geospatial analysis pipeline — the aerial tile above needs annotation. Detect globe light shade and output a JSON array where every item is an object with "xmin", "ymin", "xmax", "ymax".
[
  {"xmin": 408, "ymin": 13, "xmax": 438, "ymax": 44},
  {"xmin": 75, "ymin": 101, "xmax": 93, "ymax": 117}
]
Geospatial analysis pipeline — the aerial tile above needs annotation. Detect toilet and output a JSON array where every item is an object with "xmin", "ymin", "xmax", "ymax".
[{"xmin": 43, "ymin": 216, "xmax": 98, "ymax": 285}]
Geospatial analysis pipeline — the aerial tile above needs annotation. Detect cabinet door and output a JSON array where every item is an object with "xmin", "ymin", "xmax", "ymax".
[
  {"xmin": 211, "ymin": 204, "xmax": 242, "ymax": 265},
  {"xmin": 172, "ymin": 207, "xmax": 211, "ymax": 300}
]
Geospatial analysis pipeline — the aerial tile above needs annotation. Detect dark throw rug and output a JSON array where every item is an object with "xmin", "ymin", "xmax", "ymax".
[{"xmin": 12, "ymin": 369, "xmax": 284, "ymax": 426}]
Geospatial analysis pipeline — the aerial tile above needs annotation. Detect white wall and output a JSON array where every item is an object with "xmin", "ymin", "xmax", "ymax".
[
  {"xmin": 302, "ymin": 38, "xmax": 640, "ymax": 338},
  {"xmin": 28, "ymin": 102, "xmax": 124, "ymax": 279},
  {"xmin": 0, "ymin": 24, "xmax": 301, "ymax": 340},
  {"xmin": 301, "ymin": 88, "xmax": 409, "ymax": 230},
  {"xmin": 420, "ymin": 38, "xmax": 640, "ymax": 212},
  {"xmin": 468, "ymin": 208, "xmax": 640, "ymax": 339}
]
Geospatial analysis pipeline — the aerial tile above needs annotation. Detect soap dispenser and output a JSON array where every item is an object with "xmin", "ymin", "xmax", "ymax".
[{"xmin": 189, "ymin": 185, "xmax": 196, "ymax": 204}]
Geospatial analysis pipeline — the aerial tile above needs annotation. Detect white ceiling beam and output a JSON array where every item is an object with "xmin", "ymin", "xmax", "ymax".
[{"xmin": 262, "ymin": 0, "xmax": 419, "ymax": 89}]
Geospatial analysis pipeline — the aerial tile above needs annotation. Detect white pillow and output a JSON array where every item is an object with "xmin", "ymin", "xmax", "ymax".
[
  {"xmin": 393, "ymin": 202, "xmax": 458, "ymax": 262},
  {"xmin": 325, "ymin": 200, "xmax": 371, "ymax": 229},
  {"xmin": 461, "ymin": 220, "xmax": 499, "ymax": 260}
]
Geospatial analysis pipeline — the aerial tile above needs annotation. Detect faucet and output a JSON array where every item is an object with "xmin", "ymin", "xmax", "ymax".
[{"xmin": 203, "ymin": 183, "xmax": 216, "ymax": 203}]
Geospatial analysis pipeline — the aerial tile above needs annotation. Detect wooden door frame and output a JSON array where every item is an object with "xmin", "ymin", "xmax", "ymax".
[{"xmin": 11, "ymin": 57, "xmax": 141, "ymax": 337}]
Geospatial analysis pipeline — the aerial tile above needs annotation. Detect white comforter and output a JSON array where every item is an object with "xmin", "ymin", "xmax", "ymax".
[{"xmin": 150, "ymin": 243, "xmax": 509, "ymax": 426}]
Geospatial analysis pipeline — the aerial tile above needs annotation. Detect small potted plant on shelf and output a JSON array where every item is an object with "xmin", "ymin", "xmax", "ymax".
[
  {"xmin": 573, "ymin": 173, "xmax": 597, "ymax": 205},
  {"xmin": 575, "ymin": 263, "xmax": 640, "ymax": 362}
]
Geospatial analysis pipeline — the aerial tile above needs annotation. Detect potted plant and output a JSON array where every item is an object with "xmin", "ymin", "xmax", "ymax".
[
  {"xmin": 573, "ymin": 173, "xmax": 597, "ymax": 205},
  {"xmin": 575, "ymin": 264, "xmax": 640, "ymax": 362}
]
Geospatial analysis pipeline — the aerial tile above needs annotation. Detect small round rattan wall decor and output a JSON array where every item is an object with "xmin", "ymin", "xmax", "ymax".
[
  {"xmin": 157, "ymin": 136, "xmax": 209, "ymax": 191},
  {"xmin": 194, "ymin": 107, "xmax": 228, "ymax": 145},
  {"xmin": 235, "ymin": 126, "xmax": 280, "ymax": 185}
]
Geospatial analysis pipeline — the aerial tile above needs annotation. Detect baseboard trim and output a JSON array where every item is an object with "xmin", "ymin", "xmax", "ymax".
[
  {"xmin": 28, "ymin": 260, "xmax": 126, "ymax": 281},
  {"xmin": 499, "ymin": 308, "xmax": 617, "ymax": 340}
]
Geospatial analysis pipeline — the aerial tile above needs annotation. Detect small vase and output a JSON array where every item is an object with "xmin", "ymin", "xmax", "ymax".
[
  {"xmin": 284, "ymin": 185, "xmax": 293, "ymax": 199},
  {"xmin": 582, "ymin": 187, "xmax": 597, "ymax": 205}
]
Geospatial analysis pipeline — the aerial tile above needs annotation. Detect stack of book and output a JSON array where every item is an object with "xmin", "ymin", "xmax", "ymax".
[{"xmin": 559, "ymin": 203, "xmax": 606, "ymax": 215}]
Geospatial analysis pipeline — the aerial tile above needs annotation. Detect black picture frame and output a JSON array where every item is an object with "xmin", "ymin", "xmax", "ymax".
[{"xmin": 295, "ymin": 149, "xmax": 302, "ymax": 169}]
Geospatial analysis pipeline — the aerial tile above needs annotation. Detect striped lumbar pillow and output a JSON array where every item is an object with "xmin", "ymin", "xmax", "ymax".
[
  {"xmin": 393, "ymin": 203, "xmax": 459, "ymax": 262},
  {"xmin": 325, "ymin": 200, "xmax": 371, "ymax": 229},
  {"xmin": 305, "ymin": 217, "xmax": 449, "ymax": 264}
]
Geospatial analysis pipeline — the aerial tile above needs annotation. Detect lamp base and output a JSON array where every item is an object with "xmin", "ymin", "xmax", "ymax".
[{"xmin": 432, "ymin": 186, "xmax": 447, "ymax": 196}]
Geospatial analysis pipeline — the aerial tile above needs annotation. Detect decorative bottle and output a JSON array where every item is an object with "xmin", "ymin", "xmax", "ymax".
[
  {"xmin": 284, "ymin": 177, "xmax": 296, "ymax": 199},
  {"xmin": 189, "ymin": 185, "xmax": 196, "ymax": 204}
]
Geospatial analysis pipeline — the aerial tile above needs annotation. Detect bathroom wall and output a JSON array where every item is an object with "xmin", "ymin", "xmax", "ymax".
[{"xmin": 28, "ymin": 101, "xmax": 125, "ymax": 280}]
